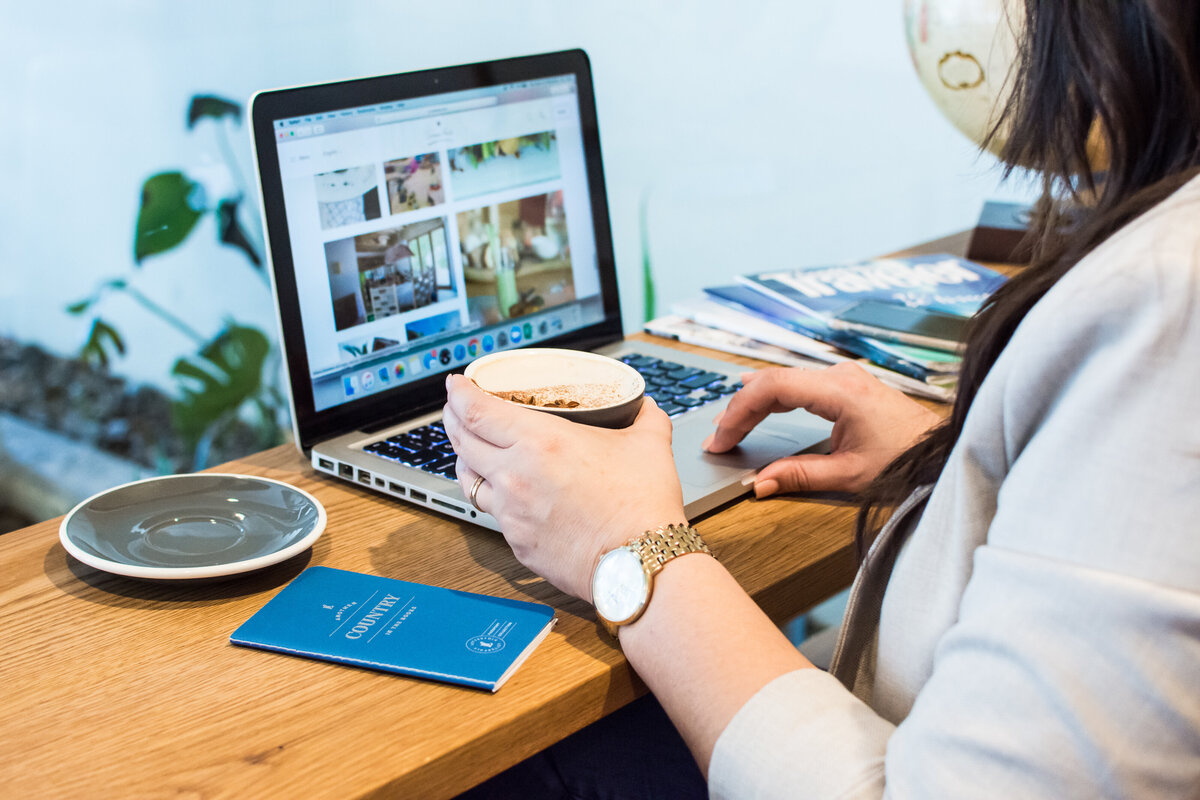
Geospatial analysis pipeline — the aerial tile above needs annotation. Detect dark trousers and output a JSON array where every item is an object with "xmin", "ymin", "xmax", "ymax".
[{"xmin": 456, "ymin": 693, "xmax": 708, "ymax": 799}]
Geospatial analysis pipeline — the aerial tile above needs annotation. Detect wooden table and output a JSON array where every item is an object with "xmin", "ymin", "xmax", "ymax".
[{"xmin": 2, "ymin": 233, "xmax": 988, "ymax": 799}]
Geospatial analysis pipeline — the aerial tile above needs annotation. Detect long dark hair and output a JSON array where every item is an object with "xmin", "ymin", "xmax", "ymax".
[{"xmin": 856, "ymin": 0, "xmax": 1200, "ymax": 554}]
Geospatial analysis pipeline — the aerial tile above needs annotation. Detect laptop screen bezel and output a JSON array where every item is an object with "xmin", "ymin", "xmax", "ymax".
[{"xmin": 250, "ymin": 49, "xmax": 623, "ymax": 452}]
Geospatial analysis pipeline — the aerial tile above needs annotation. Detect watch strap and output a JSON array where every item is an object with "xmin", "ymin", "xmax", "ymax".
[
  {"xmin": 628, "ymin": 523, "xmax": 712, "ymax": 580},
  {"xmin": 600, "ymin": 523, "xmax": 712, "ymax": 638}
]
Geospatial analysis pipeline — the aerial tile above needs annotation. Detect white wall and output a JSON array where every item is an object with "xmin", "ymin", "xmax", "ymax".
[{"xmin": 0, "ymin": 0, "xmax": 1033, "ymax": 391}]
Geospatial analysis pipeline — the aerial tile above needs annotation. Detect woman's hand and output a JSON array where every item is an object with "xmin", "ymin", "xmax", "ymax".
[
  {"xmin": 703, "ymin": 363, "xmax": 942, "ymax": 497},
  {"xmin": 442, "ymin": 374, "xmax": 687, "ymax": 601}
]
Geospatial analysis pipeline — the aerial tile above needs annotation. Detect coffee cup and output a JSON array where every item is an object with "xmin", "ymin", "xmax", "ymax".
[{"xmin": 464, "ymin": 348, "xmax": 646, "ymax": 428}]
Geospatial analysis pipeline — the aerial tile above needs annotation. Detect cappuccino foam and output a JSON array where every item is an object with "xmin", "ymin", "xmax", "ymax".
[
  {"xmin": 488, "ymin": 382, "xmax": 626, "ymax": 409},
  {"xmin": 468, "ymin": 350, "xmax": 641, "ymax": 412}
]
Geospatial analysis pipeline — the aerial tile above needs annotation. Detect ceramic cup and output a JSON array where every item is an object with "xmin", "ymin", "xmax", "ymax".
[{"xmin": 464, "ymin": 348, "xmax": 646, "ymax": 428}]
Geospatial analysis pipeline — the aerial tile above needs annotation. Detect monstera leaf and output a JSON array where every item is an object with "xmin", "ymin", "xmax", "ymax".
[
  {"xmin": 170, "ymin": 324, "xmax": 270, "ymax": 447},
  {"xmin": 135, "ymin": 172, "xmax": 205, "ymax": 263},
  {"xmin": 216, "ymin": 199, "xmax": 263, "ymax": 269},
  {"xmin": 187, "ymin": 95, "xmax": 242, "ymax": 129},
  {"xmin": 79, "ymin": 318, "xmax": 126, "ymax": 368}
]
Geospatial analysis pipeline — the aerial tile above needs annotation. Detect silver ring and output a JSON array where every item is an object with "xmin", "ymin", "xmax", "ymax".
[{"xmin": 468, "ymin": 475, "xmax": 486, "ymax": 512}]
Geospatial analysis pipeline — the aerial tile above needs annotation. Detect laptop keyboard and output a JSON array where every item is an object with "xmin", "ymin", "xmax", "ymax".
[
  {"xmin": 361, "ymin": 352, "xmax": 741, "ymax": 479},
  {"xmin": 617, "ymin": 353, "xmax": 741, "ymax": 417},
  {"xmin": 363, "ymin": 420, "xmax": 459, "ymax": 480}
]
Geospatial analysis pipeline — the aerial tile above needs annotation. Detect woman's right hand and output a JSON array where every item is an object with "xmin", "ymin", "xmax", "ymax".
[{"xmin": 703, "ymin": 363, "xmax": 943, "ymax": 497}]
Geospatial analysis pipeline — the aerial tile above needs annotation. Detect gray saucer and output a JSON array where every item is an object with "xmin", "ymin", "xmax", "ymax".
[{"xmin": 59, "ymin": 473, "xmax": 326, "ymax": 581}]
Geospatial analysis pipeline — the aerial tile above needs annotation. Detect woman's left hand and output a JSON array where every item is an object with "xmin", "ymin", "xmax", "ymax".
[{"xmin": 442, "ymin": 374, "xmax": 687, "ymax": 601}]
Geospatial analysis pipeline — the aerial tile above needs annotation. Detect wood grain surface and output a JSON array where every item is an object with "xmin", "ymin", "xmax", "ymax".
[
  {"xmin": 2, "ymin": 235, "xmax": 1000, "ymax": 799},
  {"xmin": 0, "ymin": 339, "xmax": 863, "ymax": 800}
]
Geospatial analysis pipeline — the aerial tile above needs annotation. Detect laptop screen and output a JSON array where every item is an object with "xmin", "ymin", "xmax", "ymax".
[
  {"xmin": 252, "ymin": 51, "xmax": 623, "ymax": 448},
  {"xmin": 270, "ymin": 72, "xmax": 607, "ymax": 412}
]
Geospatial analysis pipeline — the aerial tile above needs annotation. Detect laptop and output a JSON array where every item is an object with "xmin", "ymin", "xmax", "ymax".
[{"xmin": 249, "ymin": 48, "xmax": 832, "ymax": 531}]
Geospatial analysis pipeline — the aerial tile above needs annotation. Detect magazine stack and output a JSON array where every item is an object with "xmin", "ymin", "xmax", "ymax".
[{"xmin": 645, "ymin": 254, "xmax": 1008, "ymax": 402}]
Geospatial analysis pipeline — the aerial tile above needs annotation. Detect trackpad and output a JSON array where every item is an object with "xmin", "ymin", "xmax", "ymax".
[{"xmin": 675, "ymin": 424, "xmax": 822, "ymax": 490}]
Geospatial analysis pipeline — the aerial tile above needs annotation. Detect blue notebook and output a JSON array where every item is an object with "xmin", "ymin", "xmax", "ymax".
[{"xmin": 230, "ymin": 566, "xmax": 557, "ymax": 692}]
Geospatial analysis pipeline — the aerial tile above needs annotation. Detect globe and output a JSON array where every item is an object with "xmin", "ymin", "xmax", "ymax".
[{"xmin": 904, "ymin": 0, "xmax": 1019, "ymax": 154}]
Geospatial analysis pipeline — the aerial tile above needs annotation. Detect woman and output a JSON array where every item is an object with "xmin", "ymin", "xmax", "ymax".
[{"xmin": 446, "ymin": 1, "xmax": 1200, "ymax": 796}]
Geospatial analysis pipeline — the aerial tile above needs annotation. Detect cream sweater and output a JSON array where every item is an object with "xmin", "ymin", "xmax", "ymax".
[{"xmin": 709, "ymin": 176, "xmax": 1200, "ymax": 798}]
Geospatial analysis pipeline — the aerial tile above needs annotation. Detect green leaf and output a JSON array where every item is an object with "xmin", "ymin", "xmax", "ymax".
[
  {"xmin": 67, "ymin": 299, "xmax": 92, "ymax": 315},
  {"xmin": 639, "ymin": 190, "xmax": 656, "ymax": 322},
  {"xmin": 170, "ymin": 324, "xmax": 269, "ymax": 447},
  {"xmin": 135, "ymin": 172, "xmax": 205, "ymax": 263},
  {"xmin": 79, "ymin": 318, "xmax": 126, "ymax": 367},
  {"xmin": 216, "ymin": 199, "xmax": 263, "ymax": 269},
  {"xmin": 187, "ymin": 95, "xmax": 242, "ymax": 129}
]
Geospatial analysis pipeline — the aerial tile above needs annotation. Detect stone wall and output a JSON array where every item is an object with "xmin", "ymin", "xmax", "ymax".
[{"xmin": 0, "ymin": 337, "xmax": 286, "ymax": 532}]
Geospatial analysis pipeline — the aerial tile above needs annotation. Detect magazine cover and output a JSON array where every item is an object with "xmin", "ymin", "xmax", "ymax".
[{"xmin": 736, "ymin": 253, "xmax": 1008, "ymax": 320}]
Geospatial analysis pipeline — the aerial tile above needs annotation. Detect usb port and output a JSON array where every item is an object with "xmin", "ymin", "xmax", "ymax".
[
  {"xmin": 410, "ymin": 489, "xmax": 427, "ymax": 503},
  {"xmin": 388, "ymin": 482, "xmax": 406, "ymax": 496},
  {"xmin": 374, "ymin": 477, "xmax": 385, "ymax": 487},
  {"xmin": 339, "ymin": 463, "xmax": 353, "ymax": 478},
  {"xmin": 317, "ymin": 458, "xmax": 334, "ymax": 471}
]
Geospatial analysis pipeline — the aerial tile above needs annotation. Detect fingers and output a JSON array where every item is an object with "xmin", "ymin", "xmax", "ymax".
[
  {"xmin": 704, "ymin": 368, "xmax": 805, "ymax": 453},
  {"xmin": 454, "ymin": 456, "xmax": 476, "ymax": 489},
  {"xmin": 454, "ymin": 458, "xmax": 495, "ymax": 514},
  {"xmin": 443, "ymin": 374, "xmax": 533, "ymax": 449},
  {"xmin": 442, "ymin": 400, "xmax": 517, "ymax": 486},
  {"xmin": 702, "ymin": 368, "xmax": 815, "ymax": 453},
  {"xmin": 631, "ymin": 396, "xmax": 674, "ymax": 440},
  {"xmin": 753, "ymin": 452, "xmax": 872, "ymax": 497},
  {"xmin": 704, "ymin": 366, "xmax": 862, "ymax": 453}
]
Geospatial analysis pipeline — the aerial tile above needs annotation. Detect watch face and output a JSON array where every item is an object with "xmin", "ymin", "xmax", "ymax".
[{"xmin": 592, "ymin": 547, "xmax": 649, "ymax": 625}]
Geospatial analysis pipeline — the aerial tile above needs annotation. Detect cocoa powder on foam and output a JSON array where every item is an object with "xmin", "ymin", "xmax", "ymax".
[{"xmin": 487, "ymin": 382, "xmax": 626, "ymax": 409}]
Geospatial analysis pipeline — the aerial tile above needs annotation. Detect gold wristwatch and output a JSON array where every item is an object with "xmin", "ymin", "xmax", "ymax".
[{"xmin": 591, "ymin": 523, "xmax": 713, "ymax": 638}]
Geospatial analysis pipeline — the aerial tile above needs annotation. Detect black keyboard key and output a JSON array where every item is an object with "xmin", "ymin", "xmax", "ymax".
[
  {"xmin": 428, "ymin": 454, "xmax": 458, "ymax": 474},
  {"xmin": 657, "ymin": 402, "xmax": 685, "ymax": 416},
  {"xmin": 665, "ymin": 366, "xmax": 703, "ymax": 380},
  {"xmin": 623, "ymin": 355, "xmax": 660, "ymax": 368},
  {"xmin": 403, "ymin": 449, "xmax": 441, "ymax": 466},
  {"xmin": 674, "ymin": 396, "xmax": 704, "ymax": 408},
  {"xmin": 387, "ymin": 434, "xmax": 422, "ymax": 449},
  {"xmin": 646, "ymin": 375, "xmax": 675, "ymax": 388},
  {"xmin": 700, "ymin": 391, "xmax": 724, "ymax": 402},
  {"xmin": 679, "ymin": 371, "xmax": 728, "ymax": 390},
  {"xmin": 655, "ymin": 361, "xmax": 683, "ymax": 372}
]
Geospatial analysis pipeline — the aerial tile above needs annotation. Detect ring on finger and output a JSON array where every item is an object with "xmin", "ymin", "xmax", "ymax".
[{"xmin": 468, "ymin": 474, "xmax": 486, "ymax": 512}]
